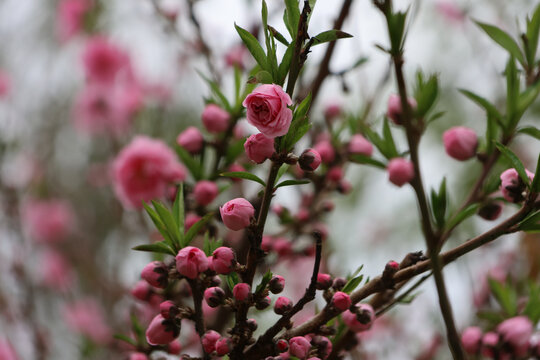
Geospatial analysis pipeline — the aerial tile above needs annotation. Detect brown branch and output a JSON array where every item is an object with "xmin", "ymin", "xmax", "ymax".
[{"xmin": 286, "ymin": 0, "xmax": 312, "ymax": 97}]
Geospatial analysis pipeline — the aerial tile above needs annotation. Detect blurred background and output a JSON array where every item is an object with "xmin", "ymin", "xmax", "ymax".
[{"xmin": 0, "ymin": 0, "xmax": 538, "ymax": 359}]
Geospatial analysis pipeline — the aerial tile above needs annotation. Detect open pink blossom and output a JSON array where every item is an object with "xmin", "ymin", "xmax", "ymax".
[
  {"xmin": 63, "ymin": 299, "xmax": 112, "ymax": 344},
  {"xmin": 243, "ymin": 84, "xmax": 292, "ymax": 138},
  {"xmin": 22, "ymin": 199, "xmax": 74, "ymax": 244},
  {"xmin": 56, "ymin": 0, "xmax": 91, "ymax": 41},
  {"xmin": 175, "ymin": 246, "xmax": 209, "ymax": 279},
  {"xmin": 112, "ymin": 136, "xmax": 186, "ymax": 209}
]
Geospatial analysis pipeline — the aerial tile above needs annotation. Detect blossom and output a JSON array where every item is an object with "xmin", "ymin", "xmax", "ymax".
[
  {"xmin": 175, "ymin": 246, "xmax": 209, "ymax": 279},
  {"xmin": 243, "ymin": 84, "xmax": 292, "ymax": 138}
]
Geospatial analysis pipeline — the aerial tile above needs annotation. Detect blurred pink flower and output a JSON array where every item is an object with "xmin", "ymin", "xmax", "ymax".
[
  {"xmin": 40, "ymin": 250, "xmax": 74, "ymax": 291},
  {"xmin": 82, "ymin": 36, "xmax": 130, "ymax": 85},
  {"xmin": 22, "ymin": 199, "xmax": 74, "ymax": 244},
  {"xmin": 63, "ymin": 299, "xmax": 112, "ymax": 344},
  {"xmin": 112, "ymin": 136, "xmax": 186, "ymax": 209},
  {"xmin": 0, "ymin": 339, "xmax": 18, "ymax": 360},
  {"xmin": 0, "ymin": 70, "xmax": 10, "ymax": 98},
  {"xmin": 56, "ymin": 0, "xmax": 91, "ymax": 41},
  {"xmin": 436, "ymin": 1, "xmax": 466, "ymax": 24}
]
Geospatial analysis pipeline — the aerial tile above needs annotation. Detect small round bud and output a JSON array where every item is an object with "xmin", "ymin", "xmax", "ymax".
[
  {"xmin": 176, "ymin": 126, "xmax": 203, "ymax": 154},
  {"xmin": 481, "ymin": 332, "xmax": 499, "ymax": 358},
  {"xmin": 313, "ymin": 140, "xmax": 335, "ymax": 164},
  {"xmin": 342, "ymin": 304, "xmax": 375, "ymax": 332},
  {"xmin": 255, "ymin": 296, "xmax": 271, "ymax": 310},
  {"xmin": 244, "ymin": 133, "xmax": 275, "ymax": 164},
  {"xmin": 160, "ymin": 300, "xmax": 179, "ymax": 319},
  {"xmin": 461, "ymin": 326, "xmax": 482, "ymax": 355},
  {"xmin": 247, "ymin": 318, "xmax": 258, "ymax": 331},
  {"xmin": 500, "ymin": 168, "xmax": 534, "ymax": 203},
  {"xmin": 327, "ymin": 166, "xmax": 344, "ymax": 182},
  {"xmin": 386, "ymin": 94, "xmax": 417, "ymax": 125},
  {"xmin": 478, "ymin": 202, "xmax": 503, "ymax": 221},
  {"xmin": 215, "ymin": 338, "xmax": 231, "ymax": 356},
  {"xmin": 145, "ymin": 314, "xmax": 180, "ymax": 345},
  {"xmin": 176, "ymin": 246, "xmax": 209, "ymax": 279},
  {"xmin": 202, "ymin": 104, "xmax": 230, "ymax": 133},
  {"xmin": 202, "ymin": 330, "xmax": 220, "ymax": 354},
  {"xmin": 204, "ymin": 287, "xmax": 225, "ymax": 308},
  {"xmin": 193, "ymin": 180, "xmax": 219, "ymax": 206},
  {"xmin": 443, "ymin": 126, "xmax": 478, "ymax": 161},
  {"xmin": 331, "ymin": 291, "xmax": 352, "ymax": 311},
  {"xmin": 386, "ymin": 261, "xmax": 399, "ymax": 271},
  {"xmin": 211, "ymin": 247, "xmax": 236, "ymax": 275},
  {"xmin": 348, "ymin": 134, "xmax": 373, "ymax": 157},
  {"xmin": 131, "ymin": 280, "xmax": 152, "ymax": 301},
  {"xmin": 141, "ymin": 261, "xmax": 168, "ymax": 288},
  {"xmin": 233, "ymin": 283, "xmax": 251, "ymax": 302},
  {"xmin": 387, "ymin": 158, "xmax": 414, "ymax": 187},
  {"xmin": 289, "ymin": 336, "xmax": 311, "ymax": 359},
  {"xmin": 274, "ymin": 296, "xmax": 293, "ymax": 315},
  {"xmin": 316, "ymin": 273, "xmax": 333, "ymax": 290},
  {"xmin": 276, "ymin": 339, "xmax": 289, "ymax": 352},
  {"xmin": 220, "ymin": 198, "xmax": 255, "ymax": 231},
  {"xmin": 332, "ymin": 277, "xmax": 347, "ymax": 290},
  {"xmin": 269, "ymin": 275, "xmax": 285, "ymax": 294},
  {"xmin": 299, "ymin": 148, "xmax": 322, "ymax": 171}
]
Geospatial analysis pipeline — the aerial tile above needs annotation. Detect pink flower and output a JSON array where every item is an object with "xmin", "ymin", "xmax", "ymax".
[
  {"xmin": 313, "ymin": 140, "xmax": 335, "ymax": 164},
  {"xmin": 145, "ymin": 314, "xmax": 179, "ymax": 345},
  {"xmin": 244, "ymin": 133, "xmax": 275, "ymax": 163},
  {"xmin": 175, "ymin": 246, "xmax": 209, "ymax": 279},
  {"xmin": 386, "ymin": 94, "xmax": 417, "ymax": 125},
  {"xmin": 243, "ymin": 84, "xmax": 293, "ymax": 138},
  {"xmin": 211, "ymin": 247, "xmax": 236, "ymax": 274},
  {"xmin": 233, "ymin": 283, "xmax": 250, "ymax": 302},
  {"xmin": 348, "ymin": 134, "xmax": 373, "ymax": 157},
  {"xmin": 220, "ymin": 198, "xmax": 254, "ymax": 231},
  {"xmin": 497, "ymin": 316, "xmax": 533, "ymax": 349},
  {"xmin": 225, "ymin": 44, "xmax": 247, "ymax": 69},
  {"xmin": 129, "ymin": 353, "xmax": 148, "ymax": 360},
  {"xmin": 185, "ymin": 213, "xmax": 201, "ymax": 231},
  {"xmin": 22, "ymin": 199, "xmax": 74, "ymax": 244},
  {"xmin": 299, "ymin": 148, "xmax": 322, "ymax": 171},
  {"xmin": 176, "ymin": 126, "xmax": 204, "ymax": 154},
  {"xmin": 481, "ymin": 332, "xmax": 499, "ymax": 357},
  {"xmin": 131, "ymin": 280, "xmax": 152, "ymax": 301},
  {"xmin": 202, "ymin": 330, "xmax": 221, "ymax": 353},
  {"xmin": 327, "ymin": 166, "xmax": 344, "ymax": 182},
  {"xmin": 112, "ymin": 136, "xmax": 186, "ymax": 209},
  {"xmin": 141, "ymin": 261, "xmax": 168, "ymax": 288},
  {"xmin": 215, "ymin": 338, "xmax": 231, "ymax": 356},
  {"xmin": 63, "ymin": 299, "xmax": 112, "ymax": 344},
  {"xmin": 0, "ymin": 339, "xmax": 18, "ymax": 360},
  {"xmin": 204, "ymin": 286, "xmax": 225, "ymax": 307},
  {"xmin": 500, "ymin": 168, "xmax": 534, "ymax": 203},
  {"xmin": 193, "ymin": 180, "xmax": 219, "ymax": 206},
  {"xmin": 332, "ymin": 291, "xmax": 352, "ymax": 311},
  {"xmin": 387, "ymin": 158, "xmax": 414, "ymax": 187},
  {"xmin": 289, "ymin": 336, "xmax": 311, "ymax": 359},
  {"xmin": 342, "ymin": 304, "xmax": 375, "ymax": 332},
  {"xmin": 274, "ymin": 296, "xmax": 293, "ymax": 314},
  {"xmin": 273, "ymin": 238, "xmax": 293, "ymax": 257},
  {"xmin": 461, "ymin": 326, "xmax": 482, "ymax": 354},
  {"xmin": 56, "ymin": 0, "xmax": 91, "ymax": 41},
  {"xmin": 202, "ymin": 104, "xmax": 230, "ymax": 133},
  {"xmin": 324, "ymin": 103, "xmax": 341, "ymax": 120},
  {"xmin": 443, "ymin": 126, "xmax": 478, "ymax": 160},
  {"xmin": 40, "ymin": 250, "xmax": 74, "ymax": 291},
  {"xmin": 82, "ymin": 36, "xmax": 130, "ymax": 85},
  {"xmin": 436, "ymin": 1, "xmax": 466, "ymax": 23}
]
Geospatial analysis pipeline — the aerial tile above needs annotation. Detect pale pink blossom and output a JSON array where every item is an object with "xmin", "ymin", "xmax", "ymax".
[
  {"xmin": 82, "ymin": 36, "xmax": 130, "ymax": 85},
  {"xmin": 57, "ymin": 0, "xmax": 91, "ymax": 41},
  {"xmin": 243, "ymin": 84, "xmax": 292, "ymax": 138},
  {"xmin": 63, "ymin": 299, "xmax": 112, "ymax": 344},
  {"xmin": 22, "ymin": 199, "xmax": 74, "ymax": 244}
]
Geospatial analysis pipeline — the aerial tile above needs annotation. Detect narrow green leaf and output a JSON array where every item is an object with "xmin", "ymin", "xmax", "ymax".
[
  {"xmin": 226, "ymin": 272, "xmax": 240, "ymax": 292},
  {"xmin": 458, "ymin": 89, "xmax": 504, "ymax": 125},
  {"xmin": 531, "ymin": 153, "xmax": 540, "ymax": 193},
  {"xmin": 342, "ymin": 275, "xmax": 364, "ymax": 294},
  {"xmin": 197, "ymin": 71, "xmax": 231, "ymax": 112},
  {"xmin": 235, "ymin": 24, "xmax": 270, "ymax": 72},
  {"xmin": 506, "ymin": 56, "xmax": 520, "ymax": 129},
  {"xmin": 220, "ymin": 171, "xmax": 266, "ymax": 186},
  {"xmin": 431, "ymin": 178, "xmax": 447, "ymax": 229},
  {"xmin": 495, "ymin": 142, "xmax": 531, "ymax": 187},
  {"xmin": 348, "ymin": 154, "xmax": 386, "ymax": 169},
  {"xmin": 446, "ymin": 204, "xmax": 480, "ymax": 230},
  {"xmin": 113, "ymin": 334, "xmax": 136, "ymax": 347},
  {"xmin": 517, "ymin": 126, "xmax": 540, "ymax": 140},
  {"xmin": 517, "ymin": 210, "xmax": 540, "ymax": 232},
  {"xmin": 248, "ymin": 70, "xmax": 274, "ymax": 84},
  {"xmin": 275, "ymin": 179, "xmax": 310, "ymax": 189},
  {"xmin": 414, "ymin": 73, "xmax": 438, "ymax": 118},
  {"xmin": 475, "ymin": 21, "xmax": 526, "ymax": 67},
  {"xmin": 152, "ymin": 200, "xmax": 182, "ymax": 247},
  {"xmin": 311, "ymin": 30, "xmax": 353, "ymax": 46},
  {"xmin": 488, "ymin": 278, "xmax": 517, "ymax": 316},
  {"xmin": 526, "ymin": 4, "xmax": 540, "ymax": 66},
  {"xmin": 382, "ymin": 119, "xmax": 399, "ymax": 159},
  {"xmin": 268, "ymin": 25, "xmax": 289, "ymax": 46},
  {"xmin": 523, "ymin": 282, "xmax": 540, "ymax": 323},
  {"xmin": 255, "ymin": 270, "xmax": 273, "ymax": 294},
  {"xmin": 175, "ymin": 145, "xmax": 202, "ymax": 180},
  {"xmin": 173, "ymin": 183, "xmax": 185, "ymax": 237},
  {"xmin": 278, "ymin": 41, "xmax": 295, "ymax": 85},
  {"xmin": 143, "ymin": 202, "xmax": 174, "ymax": 247},
  {"xmin": 276, "ymin": 164, "xmax": 290, "ymax": 182},
  {"xmin": 284, "ymin": 0, "xmax": 300, "ymax": 39},
  {"xmin": 183, "ymin": 213, "xmax": 214, "ymax": 248},
  {"xmin": 517, "ymin": 80, "xmax": 540, "ymax": 118},
  {"xmin": 132, "ymin": 242, "xmax": 176, "ymax": 256}
]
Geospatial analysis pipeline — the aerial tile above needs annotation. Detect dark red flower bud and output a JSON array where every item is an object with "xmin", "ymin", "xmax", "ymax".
[
  {"xmin": 316, "ymin": 273, "xmax": 333, "ymax": 290},
  {"xmin": 269, "ymin": 275, "xmax": 285, "ymax": 294}
]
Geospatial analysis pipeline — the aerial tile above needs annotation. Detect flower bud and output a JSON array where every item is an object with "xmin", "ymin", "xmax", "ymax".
[
  {"xmin": 131, "ymin": 280, "xmax": 152, "ymax": 301},
  {"xmin": 327, "ymin": 166, "xmax": 344, "ymax": 182},
  {"xmin": 269, "ymin": 275, "xmax": 285, "ymax": 294},
  {"xmin": 202, "ymin": 330, "xmax": 220, "ymax": 354},
  {"xmin": 244, "ymin": 133, "xmax": 275, "ymax": 164},
  {"xmin": 202, "ymin": 104, "xmax": 230, "ymax": 133},
  {"xmin": 342, "ymin": 304, "xmax": 375, "ymax": 332},
  {"xmin": 273, "ymin": 238, "xmax": 293, "ymax": 257},
  {"xmin": 313, "ymin": 140, "xmax": 335, "ymax": 164},
  {"xmin": 324, "ymin": 103, "xmax": 341, "ymax": 120},
  {"xmin": 316, "ymin": 273, "xmax": 333, "ymax": 290},
  {"xmin": 500, "ymin": 168, "xmax": 534, "ymax": 203},
  {"xmin": 386, "ymin": 94, "xmax": 417, "ymax": 125},
  {"xmin": 386, "ymin": 260, "xmax": 399, "ymax": 271},
  {"xmin": 261, "ymin": 235, "xmax": 273, "ymax": 252},
  {"xmin": 289, "ymin": 336, "xmax": 311, "ymax": 359},
  {"xmin": 193, "ymin": 180, "xmax": 219, "ymax": 206},
  {"xmin": 233, "ymin": 283, "xmax": 251, "ymax": 302},
  {"xmin": 299, "ymin": 148, "xmax": 322, "ymax": 171},
  {"xmin": 141, "ymin": 261, "xmax": 168, "ymax": 288},
  {"xmin": 176, "ymin": 126, "xmax": 203, "ymax": 154},
  {"xmin": 332, "ymin": 277, "xmax": 347, "ymax": 290},
  {"xmin": 211, "ymin": 247, "xmax": 236, "ymax": 275},
  {"xmin": 332, "ymin": 291, "xmax": 352, "ymax": 311},
  {"xmin": 175, "ymin": 246, "xmax": 209, "ymax": 279},
  {"xmin": 443, "ymin": 126, "xmax": 478, "ymax": 161},
  {"xmin": 478, "ymin": 201, "xmax": 503, "ymax": 221},
  {"xmin": 337, "ymin": 180, "xmax": 352, "ymax": 194},
  {"xmin": 145, "ymin": 314, "xmax": 180, "ymax": 345},
  {"xmin": 312, "ymin": 335, "xmax": 332, "ymax": 359},
  {"xmin": 276, "ymin": 339, "xmax": 289, "ymax": 352},
  {"xmin": 274, "ymin": 296, "xmax": 293, "ymax": 315},
  {"xmin": 461, "ymin": 326, "xmax": 482, "ymax": 355},
  {"xmin": 160, "ymin": 300, "xmax": 179, "ymax": 319},
  {"xmin": 481, "ymin": 332, "xmax": 499, "ymax": 358},
  {"xmin": 204, "ymin": 287, "xmax": 225, "ymax": 308},
  {"xmin": 497, "ymin": 316, "xmax": 533, "ymax": 350},
  {"xmin": 215, "ymin": 338, "xmax": 231, "ymax": 356},
  {"xmin": 255, "ymin": 296, "xmax": 271, "ymax": 310},
  {"xmin": 167, "ymin": 340, "xmax": 182, "ymax": 355},
  {"xmin": 247, "ymin": 318, "xmax": 258, "ymax": 331},
  {"xmin": 185, "ymin": 213, "xmax": 201, "ymax": 231},
  {"xmin": 348, "ymin": 134, "xmax": 373, "ymax": 157},
  {"xmin": 387, "ymin": 158, "xmax": 414, "ymax": 187},
  {"xmin": 220, "ymin": 198, "xmax": 255, "ymax": 231},
  {"xmin": 129, "ymin": 353, "xmax": 148, "ymax": 360}
]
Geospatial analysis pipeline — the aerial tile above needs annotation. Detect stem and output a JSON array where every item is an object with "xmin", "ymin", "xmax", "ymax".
[
  {"xmin": 286, "ymin": 0, "xmax": 312, "ymax": 97},
  {"xmin": 188, "ymin": 279, "xmax": 210, "ymax": 360}
]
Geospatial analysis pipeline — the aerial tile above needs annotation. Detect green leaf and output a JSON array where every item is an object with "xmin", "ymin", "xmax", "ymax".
[
  {"xmin": 342, "ymin": 274, "xmax": 364, "ymax": 294},
  {"xmin": 414, "ymin": 72, "xmax": 438, "ymax": 118},
  {"xmin": 387, "ymin": 10, "xmax": 408, "ymax": 54},
  {"xmin": 152, "ymin": 200, "xmax": 182, "ymax": 248},
  {"xmin": 517, "ymin": 126, "xmax": 540, "ymax": 140},
  {"xmin": 203, "ymin": 232, "xmax": 223, "ymax": 256},
  {"xmin": 130, "ymin": 314, "xmax": 145, "ymax": 344},
  {"xmin": 458, "ymin": 89, "xmax": 504, "ymax": 125},
  {"xmin": 235, "ymin": 24, "xmax": 270, "ymax": 72},
  {"xmin": 517, "ymin": 80, "xmax": 540, "ymax": 119},
  {"xmin": 268, "ymin": 25, "xmax": 290, "ymax": 46},
  {"xmin": 113, "ymin": 334, "xmax": 136, "ymax": 347},
  {"xmin": 531, "ymin": 153, "xmax": 540, "ymax": 193},
  {"xmin": 183, "ymin": 213, "xmax": 214, "ymax": 248},
  {"xmin": 348, "ymin": 154, "xmax": 386, "ymax": 169},
  {"xmin": 311, "ymin": 30, "xmax": 353, "ymax": 46},
  {"xmin": 280, "ymin": 93, "xmax": 312, "ymax": 151},
  {"xmin": 143, "ymin": 202, "xmax": 174, "ymax": 247},
  {"xmin": 431, "ymin": 178, "xmax": 447, "ymax": 229},
  {"xmin": 197, "ymin": 71, "xmax": 231, "ymax": 112},
  {"xmin": 475, "ymin": 21, "xmax": 526, "ymax": 67},
  {"xmin": 523, "ymin": 282, "xmax": 540, "ymax": 323},
  {"xmin": 226, "ymin": 272, "xmax": 240, "ymax": 292},
  {"xmin": 382, "ymin": 118, "xmax": 399, "ymax": 158},
  {"xmin": 173, "ymin": 183, "xmax": 185, "ymax": 236},
  {"xmin": 248, "ymin": 70, "xmax": 274, "ymax": 84},
  {"xmin": 446, "ymin": 203, "xmax": 480, "ymax": 231},
  {"xmin": 255, "ymin": 270, "xmax": 273, "ymax": 294},
  {"xmin": 276, "ymin": 164, "xmax": 290, "ymax": 182},
  {"xmin": 275, "ymin": 179, "xmax": 310, "ymax": 189},
  {"xmin": 284, "ymin": 0, "xmax": 300, "ymax": 39},
  {"xmin": 175, "ymin": 145, "xmax": 203, "ymax": 180},
  {"xmin": 495, "ymin": 142, "xmax": 531, "ymax": 188},
  {"xmin": 525, "ymin": 4, "xmax": 540, "ymax": 66},
  {"xmin": 278, "ymin": 42, "xmax": 295, "ymax": 85},
  {"xmin": 132, "ymin": 242, "xmax": 176, "ymax": 256},
  {"xmin": 517, "ymin": 210, "xmax": 540, "ymax": 232},
  {"xmin": 220, "ymin": 171, "xmax": 266, "ymax": 186},
  {"xmin": 488, "ymin": 278, "xmax": 517, "ymax": 316},
  {"xmin": 505, "ymin": 56, "xmax": 520, "ymax": 129},
  {"xmin": 225, "ymin": 138, "xmax": 247, "ymax": 165}
]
